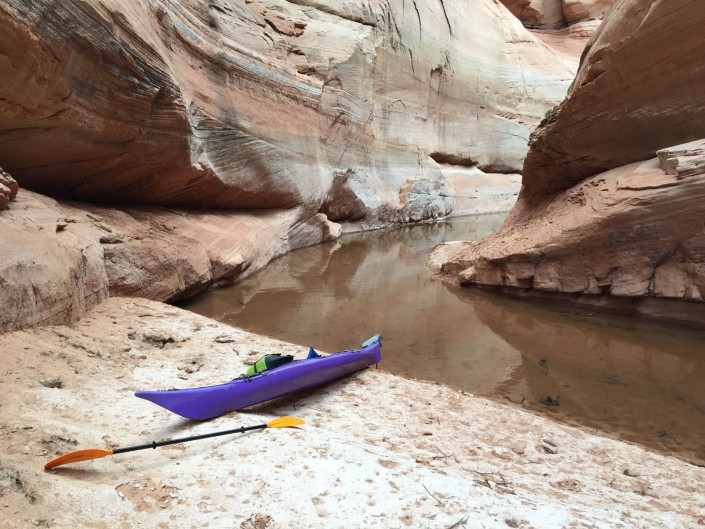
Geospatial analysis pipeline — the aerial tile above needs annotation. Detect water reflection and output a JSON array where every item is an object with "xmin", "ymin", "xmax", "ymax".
[
  {"xmin": 465, "ymin": 290, "xmax": 705, "ymax": 462},
  {"xmin": 183, "ymin": 216, "xmax": 519, "ymax": 392},
  {"xmin": 181, "ymin": 215, "xmax": 705, "ymax": 463}
]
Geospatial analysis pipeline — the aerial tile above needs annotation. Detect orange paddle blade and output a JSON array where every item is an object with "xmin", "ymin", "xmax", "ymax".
[
  {"xmin": 44, "ymin": 448, "xmax": 113, "ymax": 470},
  {"xmin": 266, "ymin": 416, "xmax": 304, "ymax": 429}
]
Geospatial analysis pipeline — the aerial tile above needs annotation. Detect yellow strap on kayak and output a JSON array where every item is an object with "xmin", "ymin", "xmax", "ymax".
[
  {"xmin": 246, "ymin": 356, "xmax": 270, "ymax": 376},
  {"xmin": 245, "ymin": 354, "xmax": 294, "ymax": 376}
]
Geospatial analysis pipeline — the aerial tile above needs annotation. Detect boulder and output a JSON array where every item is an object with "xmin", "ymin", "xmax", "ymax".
[
  {"xmin": 0, "ymin": 166, "xmax": 18, "ymax": 208},
  {"xmin": 0, "ymin": 193, "xmax": 109, "ymax": 331},
  {"xmin": 0, "ymin": 183, "xmax": 8, "ymax": 209}
]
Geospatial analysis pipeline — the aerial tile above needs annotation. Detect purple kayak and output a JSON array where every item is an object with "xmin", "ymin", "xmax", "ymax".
[{"xmin": 135, "ymin": 335, "xmax": 382, "ymax": 420}]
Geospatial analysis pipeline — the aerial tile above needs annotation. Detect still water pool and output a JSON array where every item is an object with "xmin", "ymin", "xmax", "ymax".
[{"xmin": 181, "ymin": 215, "xmax": 705, "ymax": 464}]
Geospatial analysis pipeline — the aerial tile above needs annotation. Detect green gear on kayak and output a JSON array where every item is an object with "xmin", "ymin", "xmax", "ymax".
[{"xmin": 246, "ymin": 354, "xmax": 294, "ymax": 376}]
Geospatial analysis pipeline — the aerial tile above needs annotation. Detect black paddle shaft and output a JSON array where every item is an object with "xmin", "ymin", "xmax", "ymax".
[{"xmin": 112, "ymin": 424, "xmax": 268, "ymax": 455}]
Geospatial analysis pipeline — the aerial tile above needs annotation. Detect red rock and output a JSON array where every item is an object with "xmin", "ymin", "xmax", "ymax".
[
  {"xmin": 0, "ymin": 0, "xmax": 573, "ymax": 223},
  {"xmin": 523, "ymin": 0, "xmax": 705, "ymax": 196},
  {"xmin": 0, "ymin": 0, "xmax": 581, "ymax": 330},
  {"xmin": 431, "ymin": 0, "xmax": 705, "ymax": 327},
  {"xmin": 430, "ymin": 142, "xmax": 705, "ymax": 327},
  {"xmin": 0, "ymin": 190, "xmax": 341, "ymax": 333}
]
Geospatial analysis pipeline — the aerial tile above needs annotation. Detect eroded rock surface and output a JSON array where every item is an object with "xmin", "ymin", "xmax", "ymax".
[
  {"xmin": 0, "ymin": 166, "xmax": 18, "ymax": 208},
  {"xmin": 431, "ymin": 0, "xmax": 705, "ymax": 327},
  {"xmin": 0, "ymin": 0, "xmax": 583, "ymax": 331},
  {"xmin": 562, "ymin": 0, "xmax": 614, "ymax": 24},
  {"xmin": 0, "ymin": 0, "xmax": 573, "ymax": 224},
  {"xmin": 524, "ymin": 0, "xmax": 705, "ymax": 195},
  {"xmin": 0, "ymin": 190, "xmax": 339, "ymax": 333},
  {"xmin": 500, "ymin": 0, "xmax": 566, "ymax": 28},
  {"xmin": 531, "ymin": 20, "xmax": 601, "ymax": 70},
  {"xmin": 430, "ymin": 142, "xmax": 705, "ymax": 326}
]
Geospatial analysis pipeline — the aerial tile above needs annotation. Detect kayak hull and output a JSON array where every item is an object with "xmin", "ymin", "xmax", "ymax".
[{"xmin": 135, "ymin": 340, "xmax": 381, "ymax": 420}]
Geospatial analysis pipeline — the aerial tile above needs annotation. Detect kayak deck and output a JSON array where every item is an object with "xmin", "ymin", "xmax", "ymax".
[{"xmin": 135, "ymin": 337, "xmax": 382, "ymax": 420}]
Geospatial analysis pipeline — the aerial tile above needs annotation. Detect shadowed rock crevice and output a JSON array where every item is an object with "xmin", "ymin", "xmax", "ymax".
[
  {"xmin": 429, "ymin": 152, "xmax": 477, "ymax": 167},
  {"xmin": 319, "ymin": 169, "xmax": 369, "ymax": 222},
  {"xmin": 500, "ymin": 0, "xmax": 615, "ymax": 29}
]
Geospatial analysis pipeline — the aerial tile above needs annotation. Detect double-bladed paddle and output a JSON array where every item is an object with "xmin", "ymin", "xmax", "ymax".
[{"xmin": 44, "ymin": 416, "xmax": 304, "ymax": 470}]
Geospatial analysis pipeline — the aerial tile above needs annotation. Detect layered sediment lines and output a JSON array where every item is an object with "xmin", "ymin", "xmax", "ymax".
[
  {"xmin": 0, "ymin": 0, "xmax": 573, "ymax": 220},
  {"xmin": 524, "ymin": 0, "xmax": 705, "ymax": 194},
  {"xmin": 0, "ymin": 189, "xmax": 339, "ymax": 332},
  {"xmin": 431, "ymin": 0, "xmax": 705, "ymax": 327},
  {"xmin": 0, "ymin": 0, "xmax": 581, "ymax": 331}
]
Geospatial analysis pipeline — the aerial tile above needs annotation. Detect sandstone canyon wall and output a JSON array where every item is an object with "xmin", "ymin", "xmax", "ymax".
[
  {"xmin": 0, "ymin": 0, "xmax": 573, "ymax": 222},
  {"xmin": 0, "ymin": 0, "xmax": 577, "ymax": 332},
  {"xmin": 430, "ymin": 0, "xmax": 705, "ymax": 327}
]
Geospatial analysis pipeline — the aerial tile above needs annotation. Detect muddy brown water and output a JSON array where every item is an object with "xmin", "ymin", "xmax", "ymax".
[{"xmin": 181, "ymin": 215, "xmax": 705, "ymax": 465}]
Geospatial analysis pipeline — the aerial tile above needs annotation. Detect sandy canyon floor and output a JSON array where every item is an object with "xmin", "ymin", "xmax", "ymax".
[{"xmin": 1, "ymin": 297, "xmax": 704, "ymax": 528}]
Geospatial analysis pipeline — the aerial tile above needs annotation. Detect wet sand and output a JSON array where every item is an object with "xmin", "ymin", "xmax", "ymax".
[{"xmin": 2, "ymin": 297, "xmax": 703, "ymax": 528}]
